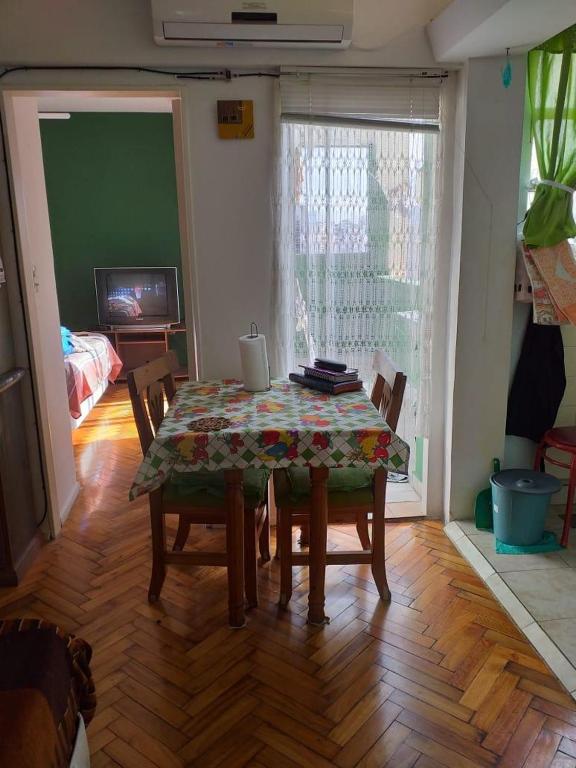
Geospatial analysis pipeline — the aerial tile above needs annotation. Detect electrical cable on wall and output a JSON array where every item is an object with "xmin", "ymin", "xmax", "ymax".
[{"xmin": 0, "ymin": 65, "xmax": 280, "ymax": 81}]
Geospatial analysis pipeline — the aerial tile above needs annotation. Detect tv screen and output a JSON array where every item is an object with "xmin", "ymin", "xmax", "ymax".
[{"xmin": 95, "ymin": 267, "xmax": 180, "ymax": 327}]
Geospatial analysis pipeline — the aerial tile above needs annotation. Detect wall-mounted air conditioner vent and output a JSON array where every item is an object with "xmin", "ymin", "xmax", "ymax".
[{"xmin": 151, "ymin": 0, "xmax": 353, "ymax": 49}]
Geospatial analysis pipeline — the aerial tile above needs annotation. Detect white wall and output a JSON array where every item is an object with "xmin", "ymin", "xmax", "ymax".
[
  {"xmin": 445, "ymin": 56, "xmax": 527, "ymax": 520},
  {"xmin": 503, "ymin": 87, "xmax": 535, "ymax": 471},
  {"xmin": 183, "ymin": 77, "xmax": 276, "ymax": 378}
]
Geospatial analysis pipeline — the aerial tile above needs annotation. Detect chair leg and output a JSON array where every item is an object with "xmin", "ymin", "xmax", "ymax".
[
  {"xmin": 278, "ymin": 508, "xmax": 293, "ymax": 607},
  {"xmin": 173, "ymin": 517, "xmax": 191, "ymax": 552},
  {"xmin": 225, "ymin": 470, "xmax": 246, "ymax": 628},
  {"xmin": 371, "ymin": 469, "xmax": 391, "ymax": 601},
  {"xmin": 244, "ymin": 507, "xmax": 258, "ymax": 609},
  {"xmin": 356, "ymin": 513, "xmax": 371, "ymax": 550},
  {"xmin": 561, "ymin": 456, "xmax": 576, "ymax": 548},
  {"xmin": 259, "ymin": 506, "xmax": 271, "ymax": 564},
  {"xmin": 148, "ymin": 490, "xmax": 166, "ymax": 602},
  {"xmin": 299, "ymin": 522, "xmax": 310, "ymax": 548}
]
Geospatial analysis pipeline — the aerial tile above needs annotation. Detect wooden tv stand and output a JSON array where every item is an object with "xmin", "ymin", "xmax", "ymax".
[{"xmin": 94, "ymin": 323, "xmax": 188, "ymax": 381}]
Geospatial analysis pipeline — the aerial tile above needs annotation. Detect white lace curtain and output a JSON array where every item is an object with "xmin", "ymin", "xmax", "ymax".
[{"xmin": 272, "ymin": 73, "xmax": 442, "ymax": 451}]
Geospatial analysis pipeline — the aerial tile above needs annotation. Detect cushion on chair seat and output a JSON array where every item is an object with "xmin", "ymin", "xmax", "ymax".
[
  {"xmin": 275, "ymin": 467, "xmax": 374, "ymax": 508},
  {"xmin": 164, "ymin": 469, "xmax": 269, "ymax": 508}
]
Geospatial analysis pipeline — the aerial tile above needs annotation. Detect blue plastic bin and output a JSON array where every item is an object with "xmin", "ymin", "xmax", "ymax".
[{"xmin": 490, "ymin": 469, "xmax": 561, "ymax": 546}]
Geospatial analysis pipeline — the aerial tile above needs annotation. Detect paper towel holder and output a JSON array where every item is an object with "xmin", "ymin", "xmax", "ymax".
[{"xmin": 249, "ymin": 322, "xmax": 259, "ymax": 338}]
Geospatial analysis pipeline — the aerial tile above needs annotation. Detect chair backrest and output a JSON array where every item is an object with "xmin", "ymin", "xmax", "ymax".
[
  {"xmin": 127, "ymin": 351, "xmax": 179, "ymax": 455},
  {"xmin": 370, "ymin": 350, "xmax": 407, "ymax": 432}
]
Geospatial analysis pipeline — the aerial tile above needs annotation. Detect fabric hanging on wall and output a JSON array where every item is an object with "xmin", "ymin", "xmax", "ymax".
[
  {"xmin": 506, "ymin": 318, "xmax": 566, "ymax": 443},
  {"xmin": 527, "ymin": 240, "xmax": 576, "ymax": 323},
  {"xmin": 272, "ymin": 71, "xmax": 443, "ymax": 452},
  {"xmin": 522, "ymin": 245, "xmax": 569, "ymax": 324},
  {"xmin": 523, "ymin": 25, "xmax": 576, "ymax": 248}
]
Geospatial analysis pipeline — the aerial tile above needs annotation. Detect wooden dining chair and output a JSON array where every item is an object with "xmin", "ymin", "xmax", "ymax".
[
  {"xmin": 127, "ymin": 352, "xmax": 270, "ymax": 614},
  {"xmin": 273, "ymin": 350, "xmax": 407, "ymax": 607}
]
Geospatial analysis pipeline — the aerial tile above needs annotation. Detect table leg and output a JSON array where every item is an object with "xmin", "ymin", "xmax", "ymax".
[
  {"xmin": 308, "ymin": 466, "xmax": 329, "ymax": 625},
  {"xmin": 225, "ymin": 469, "xmax": 246, "ymax": 628},
  {"xmin": 372, "ymin": 468, "xmax": 391, "ymax": 601}
]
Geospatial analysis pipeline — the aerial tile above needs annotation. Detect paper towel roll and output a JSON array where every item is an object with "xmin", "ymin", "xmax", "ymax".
[{"xmin": 239, "ymin": 332, "xmax": 270, "ymax": 392}]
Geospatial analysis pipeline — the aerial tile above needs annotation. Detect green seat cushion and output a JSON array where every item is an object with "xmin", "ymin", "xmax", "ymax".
[
  {"xmin": 164, "ymin": 469, "xmax": 269, "ymax": 508},
  {"xmin": 275, "ymin": 467, "xmax": 374, "ymax": 508}
]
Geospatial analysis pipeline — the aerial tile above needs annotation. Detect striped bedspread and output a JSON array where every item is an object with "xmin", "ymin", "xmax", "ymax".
[{"xmin": 65, "ymin": 333, "xmax": 122, "ymax": 418}]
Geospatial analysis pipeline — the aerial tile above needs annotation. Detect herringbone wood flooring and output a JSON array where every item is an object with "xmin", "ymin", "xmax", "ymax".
[{"xmin": 1, "ymin": 384, "xmax": 575, "ymax": 767}]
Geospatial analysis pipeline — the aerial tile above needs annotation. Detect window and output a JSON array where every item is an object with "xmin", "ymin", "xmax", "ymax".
[
  {"xmin": 274, "ymin": 72, "xmax": 443, "ymax": 468},
  {"xmin": 276, "ymin": 119, "xmax": 439, "ymax": 453}
]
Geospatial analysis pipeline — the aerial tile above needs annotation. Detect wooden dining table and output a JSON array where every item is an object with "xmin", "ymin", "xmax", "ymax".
[{"xmin": 130, "ymin": 378, "xmax": 410, "ymax": 627}]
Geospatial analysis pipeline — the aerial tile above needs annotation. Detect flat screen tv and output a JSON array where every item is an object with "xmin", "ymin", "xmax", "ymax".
[{"xmin": 94, "ymin": 267, "xmax": 180, "ymax": 328}]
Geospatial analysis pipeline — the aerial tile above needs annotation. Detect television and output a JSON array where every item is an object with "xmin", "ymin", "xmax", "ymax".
[{"xmin": 94, "ymin": 267, "xmax": 180, "ymax": 328}]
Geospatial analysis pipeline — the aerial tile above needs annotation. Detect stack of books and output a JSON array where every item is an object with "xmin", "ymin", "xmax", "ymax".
[{"xmin": 289, "ymin": 358, "xmax": 363, "ymax": 395}]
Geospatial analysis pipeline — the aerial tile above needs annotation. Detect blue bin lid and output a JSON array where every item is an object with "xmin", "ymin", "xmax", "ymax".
[{"xmin": 490, "ymin": 469, "xmax": 562, "ymax": 495}]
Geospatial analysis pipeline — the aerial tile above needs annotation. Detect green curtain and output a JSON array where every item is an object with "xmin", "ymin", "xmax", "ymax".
[{"xmin": 523, "ymin": 25, "xmax": 576, "ymax": 248}]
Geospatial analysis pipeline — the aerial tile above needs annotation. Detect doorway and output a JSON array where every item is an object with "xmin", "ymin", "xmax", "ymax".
[{"xmin": 1, "ymin": 89, "xmax": 198, "ymax": 537}]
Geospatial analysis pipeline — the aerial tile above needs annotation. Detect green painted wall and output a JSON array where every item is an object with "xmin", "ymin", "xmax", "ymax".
[{"xmin": 40, "ymin": 112, "xmax": 186, "ymax": 363}]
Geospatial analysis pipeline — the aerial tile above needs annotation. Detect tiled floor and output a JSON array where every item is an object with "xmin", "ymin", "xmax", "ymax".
[
  {"xmin": 386, "ymin": 480, "xmax": 423, "ymax": 517},
  {"xmin": 446, "ymin": 506, "xmax": 576, "ymax": 697}
]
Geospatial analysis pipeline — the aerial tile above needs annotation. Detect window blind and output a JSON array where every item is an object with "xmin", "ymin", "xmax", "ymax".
[{"xmin": 280, "ymin": 72, "xmax": 442, "ymax": 130}]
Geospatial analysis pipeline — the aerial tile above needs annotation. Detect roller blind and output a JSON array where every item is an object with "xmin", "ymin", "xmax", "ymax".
[{"xmin": 280, "ymin": 72, "xmax": 442, "ymax": 128}]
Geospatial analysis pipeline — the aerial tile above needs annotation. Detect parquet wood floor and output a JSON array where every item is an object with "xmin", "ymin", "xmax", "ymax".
[{"xmin": 2, "ymin": 384, "xmax": 575, "ymax": 767}]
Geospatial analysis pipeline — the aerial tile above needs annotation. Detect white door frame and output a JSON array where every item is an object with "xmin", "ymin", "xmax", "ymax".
[{"xmin": 0, "ymin": 87, "xmax": 199, "ymax": 536}]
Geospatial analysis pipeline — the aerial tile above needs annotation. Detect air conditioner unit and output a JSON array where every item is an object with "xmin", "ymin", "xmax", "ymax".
[{"xmin": 151, "ymin": 0, "xmax": 353, "ymax": 49}]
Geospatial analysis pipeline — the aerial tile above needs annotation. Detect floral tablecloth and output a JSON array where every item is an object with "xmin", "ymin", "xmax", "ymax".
[{"xmin": 129, "ymin": 379, "xmax": 410, "ymax": 499}]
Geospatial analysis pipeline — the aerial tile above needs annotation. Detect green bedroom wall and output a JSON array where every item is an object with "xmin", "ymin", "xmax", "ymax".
[{"xmin": 40, "ymin": 112, "xmax": 186, "ymax": 364}]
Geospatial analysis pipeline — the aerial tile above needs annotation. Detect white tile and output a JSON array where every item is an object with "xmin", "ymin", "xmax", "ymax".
[
  {"xmin": 523, "ymin": 622, "xmax": 576, "ymax": 692},
  {"xmin": 541, "ymin": 619, "xmax": 576, "ymax": 668},
  {"xmin": 387, "ymin": 483, "xmax": 421, "ymax": 503},
  {"xmin": 444, "ymin": 521, "xmax": 465, "ymax": 542},
  {"xmin": 560, "ymin": 549, "xmax": 576, "ymax": 568},
  {"xmin": 466, "ymin": 531, "xmax": 495, "ymax": 547},
  {"xmin": 452, "ymin": 535, "xmax": 495, "ymax": 580},
  {"xmin": 502, "ymin": 569, "xmax": 576, "ymax": 621},
  {"xmin": 550, "ymin": 752, "xmax": 576, "ymax": 768},
  {"xmin": 550, "ymin": 754, "xmax": 576, "ymax": 768},
  {"xmin": 485, "ymin": 573, "xmax": 534, "ymax": 629},
  {"xmin": 475, "ymin": 541, "xmax": 569, "ymax": 573},
  {"xmin": 454, "ymin": 519, "xmax": 481, "ymax": 537}
]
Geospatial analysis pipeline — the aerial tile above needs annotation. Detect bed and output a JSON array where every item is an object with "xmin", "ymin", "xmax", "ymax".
[
  {"xmin": 64, "ymin": 332, "xmax": 122, "ymax": 428},
  {"xmin": 0, "ymin": 619, "xmax": 96, "ymax": 768}
]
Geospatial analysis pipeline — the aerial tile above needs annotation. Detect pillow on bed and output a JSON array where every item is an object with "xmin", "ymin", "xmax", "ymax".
[{"xmin": 60, "ymin": 327, "xmax": 75, "ymax": 356}]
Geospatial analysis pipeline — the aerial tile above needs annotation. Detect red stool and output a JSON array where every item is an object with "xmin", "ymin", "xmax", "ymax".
[{"xmin": 534, "ymin": 427, "xmax": 576, "ymax": 547}]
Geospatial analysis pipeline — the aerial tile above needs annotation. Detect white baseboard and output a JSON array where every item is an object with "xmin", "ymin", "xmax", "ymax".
[{"xmin": 59, "ymin": 481, "xmax": 80, "ymax": 527}]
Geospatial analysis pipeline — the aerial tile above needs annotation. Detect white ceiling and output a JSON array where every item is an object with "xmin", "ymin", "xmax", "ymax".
[
  {"xmin": 428, "ymin": 0, "xmax": 576, "ymax": 61},
  {"xmin": 36, "ymin": 95, "xmax": 174, "ymax": 113},
  {"xmin": 351, "ymin": 0, "xmax": 454, "ymax": 50}
]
